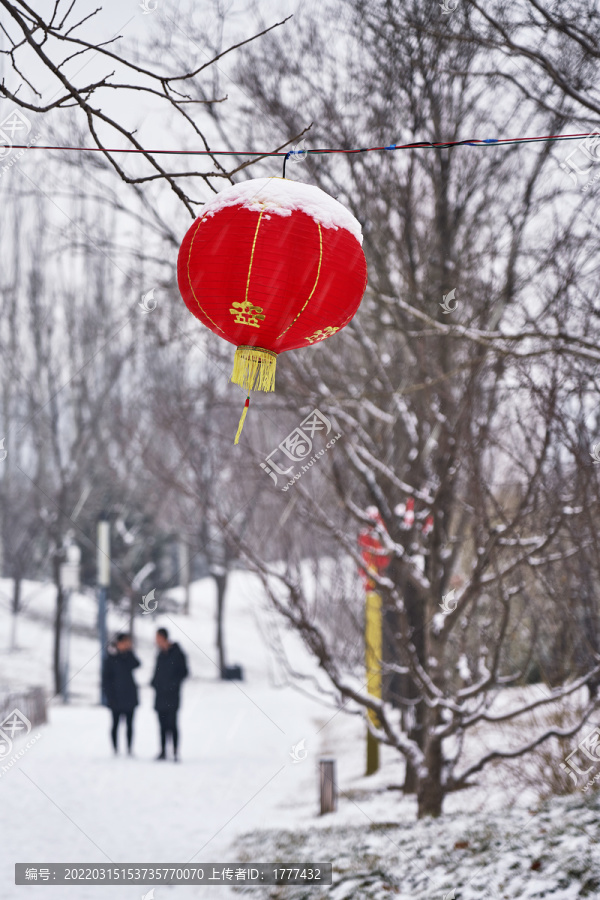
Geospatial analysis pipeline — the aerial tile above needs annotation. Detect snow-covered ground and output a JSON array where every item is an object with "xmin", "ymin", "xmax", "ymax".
[
  {"xmin": 0, "ymin": 573, "xmax": 343, "ymax": 900},
  {"xmin": 0, "ymin": 573, "xmax": 598, "ymax": 899},
  {"xmin": 233, "ymin": 792, "xmax": 600, "ymax": 899}
]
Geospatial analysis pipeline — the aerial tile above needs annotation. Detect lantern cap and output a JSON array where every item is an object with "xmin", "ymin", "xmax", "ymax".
[{"xmin": 198, "ymin": 177, "xmax": 363, "ymax": 246}]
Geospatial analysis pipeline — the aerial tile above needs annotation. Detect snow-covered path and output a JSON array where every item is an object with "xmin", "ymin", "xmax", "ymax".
[
  {"xmin": 5, "ymin": 572, "xmax": 597, "ymax": 900},
  {"xmin": 0, "ymin": 574, "xmax": 344, "ymax": 900}
]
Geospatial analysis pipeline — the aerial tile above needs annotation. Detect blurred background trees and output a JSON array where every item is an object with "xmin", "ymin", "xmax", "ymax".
[{"xmin": 0, "ymin": 0, "xmax": 599, "ymax": 816}]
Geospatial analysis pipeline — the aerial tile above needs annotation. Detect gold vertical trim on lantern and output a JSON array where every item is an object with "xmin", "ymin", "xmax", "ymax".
[
  {"xmin": 244, "ymin": 208, "xmax": 265, "ymax": 311},
  {"xmin": 277, "ymin": 222, "xmax": 323, "ymax": 340},
  {"xmin": 186, "ymin": 215, "xmax": 225, "ymax": 334}
]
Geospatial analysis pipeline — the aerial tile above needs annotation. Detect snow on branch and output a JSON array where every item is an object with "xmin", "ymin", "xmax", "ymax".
[{"xmin": 0, "ymin": 1, "xmax": 302, "ymax": 214}]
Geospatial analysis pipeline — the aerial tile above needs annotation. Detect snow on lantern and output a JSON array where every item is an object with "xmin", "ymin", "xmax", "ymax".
[{"xmin": 177, "ymin": 177, "xmax": 368, "ymax": 443}]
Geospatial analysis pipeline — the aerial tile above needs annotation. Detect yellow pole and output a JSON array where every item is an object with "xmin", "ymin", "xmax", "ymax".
[{"xmin": 365, "ymin": 589, "xmax": 382, "ymax": 774}]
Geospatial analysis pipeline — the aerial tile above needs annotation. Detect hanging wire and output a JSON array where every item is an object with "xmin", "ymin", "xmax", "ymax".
[
  {"xmin": 5, "ymin": 130, "xmax": 599, "ymax": 163},
  {"xmin": 282, "ymin": 151, "xmax": 291, "ymax": 178}
]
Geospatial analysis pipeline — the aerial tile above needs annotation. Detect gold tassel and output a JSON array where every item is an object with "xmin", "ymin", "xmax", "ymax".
[
  {"xmin": 231, "ymin": 345, "xmax": 277, "ymax": 392},
  {"xmin": 234, "ymin": 395, "xmax": 250, "ymax": 445}
]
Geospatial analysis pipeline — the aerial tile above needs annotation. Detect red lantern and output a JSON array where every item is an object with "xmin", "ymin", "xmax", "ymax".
[
  {"xmin": 358, "ymin": 507, "xmax": 391, "ymax": 589},
  {"xmin": 177, "ymin": 177, "xmax": 367, "ymax": 442}
]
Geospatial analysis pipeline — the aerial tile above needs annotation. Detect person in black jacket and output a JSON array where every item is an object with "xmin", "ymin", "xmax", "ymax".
[
  {"xmin": 151, "ymin": 628, "xmax": 188, "ymax": 761},
  {"xmin": 101, "ymin": 633, "xmax": 141, "ymax": 755}
]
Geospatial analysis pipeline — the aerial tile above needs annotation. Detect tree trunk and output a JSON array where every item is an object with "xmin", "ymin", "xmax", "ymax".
[
  {"xmin": 129, "ymin": 591, "xmax": 136, "ymax": 642},
  {"xmin": 401, "ymin": 578, "xmax": 426, "ymax": 794},
  {"xmin": 53, "ymin": 553, "xmax": 64, "ymax": 696},
  {"xmin": 10, "ymin": 575, "xmax": 21, "ymax": 651},
  {"xmin": 404, "ymin": 749, "xmax": 419, "ymax": 794},
  {"xmin": 417, "ymin": 737, "xmax": 444, "ymax": 818},
  {"xmin": 417, "ymin": 772, "xmax": 444, "ymax": 818}
]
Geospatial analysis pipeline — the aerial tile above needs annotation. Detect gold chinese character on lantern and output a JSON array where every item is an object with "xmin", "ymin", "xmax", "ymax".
[
  {"xmin": 229, "ymin": 300, "xmax": 266, "ymax": 327},
  {"xmin": 304, "ymin": 326, "xmax": 339, "ymax": 344}
]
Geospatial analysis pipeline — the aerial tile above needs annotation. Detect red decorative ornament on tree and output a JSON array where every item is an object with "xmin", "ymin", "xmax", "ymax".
[
  {"xmin": 177, "ymin": 177, "xmax": 368, "ymax": 442},
  {"xmin": 358, "ymin": 507, "xmax": 391, "ymax": 590}
]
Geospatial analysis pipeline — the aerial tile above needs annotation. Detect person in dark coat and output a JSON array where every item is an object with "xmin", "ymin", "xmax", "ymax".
[
  {"xmin": 151, "ymin": 627, "xmax": 188, "ymax": 761},
  {"xmin": 102, "ymin": 633, "xmax": 141, "ymax": 755}
]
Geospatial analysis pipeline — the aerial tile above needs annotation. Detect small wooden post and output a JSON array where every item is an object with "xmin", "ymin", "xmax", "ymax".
[
  {"xmin": 30, "ymin": 686, "xmax": 47, "ymax": 725},
  {"xmin": 319, "ymin": 758, "xmax": 337, "ymax": 815}
]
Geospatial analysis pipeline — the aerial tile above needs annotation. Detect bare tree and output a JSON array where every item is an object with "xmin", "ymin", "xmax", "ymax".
[
  {"xmin": 0, "ymin": 0, "xmax": 299, "ymax": 216},
  {"xmin": 0, "ymin": 179, "xmax": 159, "ymax": 690},
  {"xmin": 459, "ymin": 0, "xmax": 600, "ymax": 123},
  {"xmin": 0, "ymin": 0, "xmax": 304, "ymax": 689},
  {"xmin": 215, "ymin": 0, "xmax": 600, "ymax": 817}
]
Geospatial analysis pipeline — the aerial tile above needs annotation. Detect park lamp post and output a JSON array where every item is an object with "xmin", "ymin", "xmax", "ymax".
[
  {"xmin": 59, "ymin": 537, "xmax": 81, "ymax": 704},
  {"xmin": 97, "ymin": 516, "xmax": 110, "ymax": 705}
]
